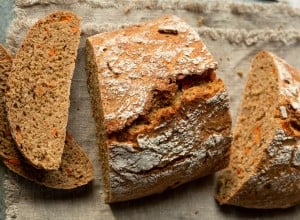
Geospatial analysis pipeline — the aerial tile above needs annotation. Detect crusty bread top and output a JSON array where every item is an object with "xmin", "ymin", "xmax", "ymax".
[
  {"xmin": 87, "ymin": 15, "xmax": 217, "ymax": 134},
  {"xmin": 0, "ymin": 44, "xmax": 94, "ymax": 189},
  {"xmin": 268, "ymin": 50, "xmax": 300, "ymax": 166},
  {"xmin": 272, "ymin": 52, "xmax": 300, "ymax": 115},
  {"xmin": 6, "ymin": 11, "xmax": 81, "ymax": 170}
]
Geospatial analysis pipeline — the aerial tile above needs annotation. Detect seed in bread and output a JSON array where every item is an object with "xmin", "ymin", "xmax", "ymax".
[
  {"xmin": 0, "ymin": 44, "xmax": 94, "ymax": 189},
  {"xmin": 86, "ymin": 15, "xmax": 232, "ymax": 203},
  {"xmin": 5, "ymin": 11, "xmax": 81, "ymax": 170},
  {"xmin": 215, "ymin": 50, "xmax": 300, "ymax": 209}
]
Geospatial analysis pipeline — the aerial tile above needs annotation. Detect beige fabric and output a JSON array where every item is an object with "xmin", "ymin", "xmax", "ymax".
[{"xmin": 4, "ymin": 0, "xmax": 300, "ymax": 219}]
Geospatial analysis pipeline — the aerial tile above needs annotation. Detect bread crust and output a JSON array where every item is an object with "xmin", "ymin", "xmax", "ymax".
[
  {"xmin": 5, "ymin": 11, "xmax": 81, "ymax": 170},
  {"xmin": 88, "ymin": 15, "xmax": 217, "ymax": 134},
  {"xmin": 216, "ymin": 50, "xmax": 300, "ymax": 209},
  {"xmin": 87, "ymin": 15, "xmax": 232, "ymax": 203},
  {"xmin": 0, "ymin": 44, "xmax": 94, "ymax": 189}
]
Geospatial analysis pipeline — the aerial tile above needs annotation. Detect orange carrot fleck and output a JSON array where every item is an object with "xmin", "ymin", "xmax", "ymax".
[
  {"xmin": 252, "ymin": 157, "xmax": 258, "ymax": 165},
  {"xmin": 62, "ymin": 15, "xmax": 72, "ymax": 21},
  {"xmin": 51, "ymin": 128, "xmax": 58, "ymax": 137},
  {"xmin": 7, "ymin": 159, "xmax": 21, "ymax": 165},
  {"xmin": 253, "ymin": 126, "xmax": 261, "ymax": 144},
  {"xmin": 49, "ymin": 48, "xmax": 55, "ymax": 56},
  {"xmin": 64, "ymin": 167, "xmax": 73, "ymax": 176},
  {"xmin": 7, "ymin": 56, "xmax": 13, "ymax": 62},
  {"xmin": 236, "ymin": 168, "xmax": 242, "ymax": 175},
  {"xmin": 244, "ymin": 146, "xmax": 251, "ymax": 155},
  {"xmin": 71, "ymin": 27, "xmax": 79, "ymax": 33}
]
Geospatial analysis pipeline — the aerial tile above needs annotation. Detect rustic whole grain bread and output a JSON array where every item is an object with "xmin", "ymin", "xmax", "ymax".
[
  {"xmin": 4, "ymin": 132, "xmax": 94, "ymax": 189},
  {"xmin": 6, "ymin": 11, "xmax": 81, "ymax": 170},
  {"xmin": 86, "ymin": 15, "xmax": 232, "ymax": 203},
  {"xmin": 0, "ymin": 45, "xmax": 14, "ymax": 159},
  {"xmin": 0, "ymin": 44, "xmax": 94, "ymax": 189},
  {"xmin": 215, "ymin": 50, "xmax": 300, "ymax": 209}
]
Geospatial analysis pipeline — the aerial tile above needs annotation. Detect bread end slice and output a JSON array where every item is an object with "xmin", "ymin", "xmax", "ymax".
[{"xmin": 216, "ymin": 50, "xmax": 300, "ymax": 209}]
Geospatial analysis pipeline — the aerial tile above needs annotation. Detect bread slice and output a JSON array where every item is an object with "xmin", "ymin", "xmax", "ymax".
[
  {"xmin": 86, "ymin": 15, "xmax": 232, "ymax": 203},
  {"xmin": 215, "ymin": 50, "xmax": 300, "ymax": 209},
  {"xmin": 0, "ymin": 45, "xmax": 14, "ymax": 159},
  {"xmin": 0, "ymin": 44, "xmax": 94, "ymax": 189},
  {"xmin": 5, "ymin": 11, "xmax": 81, "ymax": 170},
  {"xmin": 3, "ymin": 132, "xmax": 94, "ymax": 189}
]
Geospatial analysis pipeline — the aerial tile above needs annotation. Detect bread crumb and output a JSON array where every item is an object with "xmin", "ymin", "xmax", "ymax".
[
  {"xmin": 123, "ymin": 6, "xmax": 132, "ymax": 15},
  {"xmin": 237, "ymin": 70, "xmax": 243, "ymax": 77},
  {"xmin": 145, "ymin": 0, "xmax": 153, "ymax": 9},
  {"xmin": 198, "ymin": 16, "xmax": 205, "ymax": 26}
]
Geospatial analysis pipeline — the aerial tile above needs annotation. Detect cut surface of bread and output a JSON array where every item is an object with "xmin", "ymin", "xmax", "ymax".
[
  {"xmin": 4, "ymin": 133, "xmax": 94, "ymax": 189},
  {"xmin": 0, "ymin": 45, "xmax": 14, "ymax": 159},
  {"xmin": 216, "ymin": 50, "xmax": 300, "ymax": 209},
  {"xmin": 5, "ymin": 11, "xmax": 81, "ymax": 170},
  {"xmin": 0, "ymin": 44, "xmax": 94, "ymax": 189},
  {"xmin": 87, "ymin": 15, "xmax": 232, "ymax": 203}
]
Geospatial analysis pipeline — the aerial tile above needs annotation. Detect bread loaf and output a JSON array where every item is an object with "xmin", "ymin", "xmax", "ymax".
[
  {"xmin": 0, "ymin": 44, "xmax": 94, "ymax": 189},
  {"xmin": 215, "ymin": 50, "xmax": 300, "ymax": 209},
  {"xmin": 86, "ymin": 15, "xmax": 232, "ymax": 203},
  {"xmin": 5, "ymin": 11, "xmax": 81, "ymax": 170}
]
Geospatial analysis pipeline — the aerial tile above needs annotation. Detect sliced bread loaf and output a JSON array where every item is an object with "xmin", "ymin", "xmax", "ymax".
[
  {"xmin": 0, "ymin": 44, "xmax": 94, "ymax": 189},
  {"xmin": 86, "ymin": 15, "xmax": 232, "ymax": 203},
  {"xmin": 5, "ymin": 11, "xmax": 81, "ymax": 170},
  {"xmin": 215, "ymin": 50, "xmax": 300, "ymax": 209}
]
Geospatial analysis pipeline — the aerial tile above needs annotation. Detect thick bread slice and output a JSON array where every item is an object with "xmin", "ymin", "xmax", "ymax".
[
  {"xmin": 6, "ymin": 11, "xmax": 81, "ymax": 170},
  {"xmin": 4, "ymin": 133, "xmax": 94, "ymax": 189},
  {"xmin": 87, "ymin": 15, "xmax": 232, "ymax": 203},
  {"xmin": 0, "ymin": 44, "xmax": 94, "ymax": 189},
  {"xmin": 216, "ymin": 50, "xmax": 300, "ymax": 209}
]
